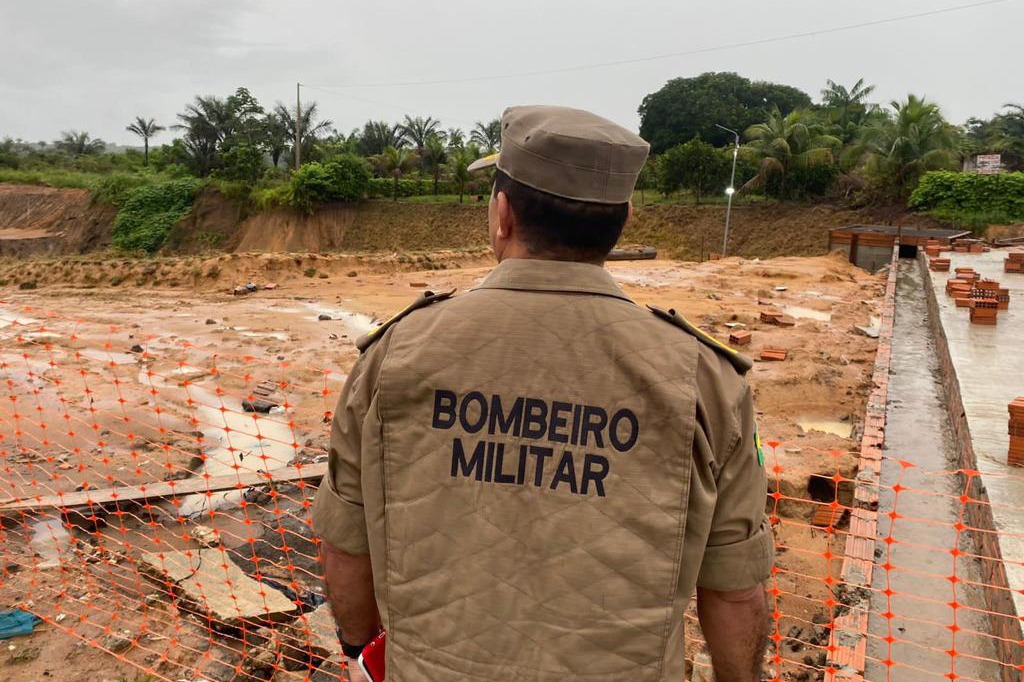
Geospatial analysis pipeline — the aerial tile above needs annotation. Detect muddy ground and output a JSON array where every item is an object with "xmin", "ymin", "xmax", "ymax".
[{"xmin": 0, "ymin": 250, "xmax": 883, "ymax": 681}]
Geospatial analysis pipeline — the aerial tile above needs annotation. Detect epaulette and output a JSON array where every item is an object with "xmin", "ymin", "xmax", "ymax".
[
  {"xmin": 647, "ymin": 305, "xmax": 752, "ymax": 375},
  {"xmin": 356, "ymin": 289, "xmax": 456, "ymax": 353}
]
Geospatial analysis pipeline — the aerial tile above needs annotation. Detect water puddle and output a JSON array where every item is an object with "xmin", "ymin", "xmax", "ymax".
[
  {"xmin": 797, "ymin": 419, "xmax": 852, "ymax": 438},
  {"xmin": 303, "ymin": 303, "xmax": 377, "ymax": 336},
  {"xmin": 782, "ymin": 306, "xmax": 832, "ymax": 322},
  {"xmin": 29, "ymin": 518, "xmax": 71, "ymax": 569},
  {"xmin": 178, "ymin": 384, "xmax": 297, "ymax": 517},
  {"xmin": 238, "ymin": 331, "xmax": 291, "ymax": 342}
]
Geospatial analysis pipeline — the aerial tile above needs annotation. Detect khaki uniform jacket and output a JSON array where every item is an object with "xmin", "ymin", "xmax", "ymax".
[{"xmin": 312, "ymin": 258, "xmax": 773, "ymax": 682}]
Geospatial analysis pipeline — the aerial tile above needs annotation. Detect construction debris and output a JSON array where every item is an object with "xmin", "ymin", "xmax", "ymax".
[{"xmin": 139, "ymin": 549, "xmax": 298, "ymax": 627}]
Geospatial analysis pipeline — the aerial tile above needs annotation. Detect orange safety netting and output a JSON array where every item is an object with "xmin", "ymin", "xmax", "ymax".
[{"xmin": 0, "ymin": 302, "xmax": 1021, "ymax": 682}]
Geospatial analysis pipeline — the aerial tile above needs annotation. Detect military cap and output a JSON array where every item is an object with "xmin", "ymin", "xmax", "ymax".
[{"xmin": 468, "ymin": 105, "xmax": 650, "ymax": 204}]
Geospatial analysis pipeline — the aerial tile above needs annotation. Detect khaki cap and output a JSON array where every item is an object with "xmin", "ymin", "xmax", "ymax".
[{"xmin": 468, "ymin": 105, "xmax": 650, "ymax": 204}]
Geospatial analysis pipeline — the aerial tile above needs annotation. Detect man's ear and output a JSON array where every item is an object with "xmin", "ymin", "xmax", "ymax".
[{"xmin": 496, "ymin": 190, "xmax": 514, "ymax": 240}]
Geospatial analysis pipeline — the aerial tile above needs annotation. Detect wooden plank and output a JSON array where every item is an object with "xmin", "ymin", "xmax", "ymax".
[{"xmin": 0, "ymin": 463, "xmax": 327, "ymax": 513}]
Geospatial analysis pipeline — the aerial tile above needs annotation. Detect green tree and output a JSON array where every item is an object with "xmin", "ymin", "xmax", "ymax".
[
  {"xmin": 289, "ymin": 155, "xmax": 371, "ymax": 213},
  {"xmin": 174, "ymin": 95, "xmax": 236, "ymax": 176},
  {"xmin": 446, "ymin": 128, "xmax": 466, "ymax": 150},
  {"xmin": 635, "ymin": 160, "xmax": 657, "ymax": 205},
  {"xmin": 447, "ymin": 146, "xmax": 475, "ymax": 203},
  {"xmin": 639, "ymin": 72, "xmax": 812, "ymax": 153},
  {"xmin": 272, "ymin": 101, "xmax": 334, "ymax": 167},
  {"xmin": 264, "ymin": 110, "xmax": 292, "ymax": 169},
  {"xmin": 374, "ymin": 146, "xmax": 418, "ymax": 201},
  {"xmin": 422, "ymin": 135, "xmax": 448, "ymax": 195},
  {"xmin": 56, "ymin": 130, "xmax": 106, "ymax": 157},
  {"xmin": 125, "ymin": 117, "xmax": 165, "ymax": 166},
  {"xmin": 743, "ymin": 108, "xmax": 841, "ymax": 199},
  {"xmin": 657, "ymin": 138, "xmax": 726, "ymax": 204},
  {"xmin": 400, "ymin": 115, "xmax": 443, "ymax": 154},
  {"xmin": 851, "ymin": 95, "xmax": 959, "ymax": 199},
  {"xmin": 471, "ymin": 119, "xmax": 502, "ymax": 153},
  {"xmin": 967, "ymin": 103, "xmax": 1024, "ymax": 172},
  {"xmin": 0, "ymin": 138, "xmax": 20, "ymax": 169},
  {"xmin": 820, "ymin": 78, "xmax": 877, "ymax": 144},
  {"xmin": 359, "ymin": 120, "xmax": 407, "ymax": 157}
]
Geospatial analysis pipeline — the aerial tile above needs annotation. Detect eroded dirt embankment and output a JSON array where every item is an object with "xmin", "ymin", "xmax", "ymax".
[
  {"xmin": 2, "ymin": 182, "xmax": 950, "ymax": 261},
  {"xmin": 0, "ymin": 184, "xmax": 115, "ymax": 257}
]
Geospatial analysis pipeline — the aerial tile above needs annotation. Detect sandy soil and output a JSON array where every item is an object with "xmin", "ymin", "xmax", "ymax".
[{"xmin": 0, "ymin": 251, "xmax": 883, "ymax": 682}]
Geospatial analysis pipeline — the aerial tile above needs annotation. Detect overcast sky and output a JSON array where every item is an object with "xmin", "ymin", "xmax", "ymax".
[{"xmin": 2, "ymin": 0, "xmax": 1022, "ymax": 146}]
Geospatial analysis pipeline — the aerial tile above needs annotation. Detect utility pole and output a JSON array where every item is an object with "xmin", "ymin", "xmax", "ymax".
[
  {"xmin": 716, "ymin": 124, "xmax": 740, "ymax": 257},
  {"xmin": 295, "ymin": 82, "xmax": 302, "ymax": 170}
]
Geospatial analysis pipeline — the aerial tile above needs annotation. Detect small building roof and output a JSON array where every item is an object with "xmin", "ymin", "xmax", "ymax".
[{"xmin": 829, "ymin": 224, "xmax": 971, "ymax": 240}]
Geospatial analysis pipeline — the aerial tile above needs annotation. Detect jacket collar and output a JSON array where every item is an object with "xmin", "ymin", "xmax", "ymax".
[{"xmin": 473, "ymin": 258, "xmax": 634, "ymax": 303}]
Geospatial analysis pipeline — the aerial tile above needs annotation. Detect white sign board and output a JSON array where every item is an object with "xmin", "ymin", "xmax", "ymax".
[{"xmin": 976, "ymin": 154, "xmax": 1002, "ymax": 174}]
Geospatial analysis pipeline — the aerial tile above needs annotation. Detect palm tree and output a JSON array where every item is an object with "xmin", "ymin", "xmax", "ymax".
[
  {"xmin": 421, "ymin": 135, "xmax": 448, "ymax": 195},
  {"xmin": 471, "ymin": 119, "xmax": 502, "ymax": 153},
  {"xmin": 272, "ymin": 101, "xmax": 334, "ymax": 167},
  {"xmin": 400, "ymin": 115, "xmax": 443, "ymax": 153},
  {"xmin": 374, "ymin": 146, "xmax": 418, "ymax": 202},
  {"xmin": 821, "ymin": 78, "xmax": 876, "ymax": 139},
  {"xmin": 359, "ymin": 120, "xmax": 407, "ymax": 157},
  {"xmin": 851, "ymin": 95, "xmax": 958, "ymax": 199},
  {"xmin": 174, "ymin": 95, "xmax": 236, "ymax": 175},
  {"xmin": 125, "ymin": 117, "xmax": 165, "ymax": 166},
  {"xmin": 55, "ymin": 131, "xmax": 106, "ymax": 157},
  {"xmin": 743, "ymin": 108, "xmax": 841, "ymax": 199},
  {"xmin": 447, "ymin": 146, "xmax": 475, "ymax": 204},
  {"xmin": 446, "ymin": 128, "xmax": 466, "ymax": 150}
]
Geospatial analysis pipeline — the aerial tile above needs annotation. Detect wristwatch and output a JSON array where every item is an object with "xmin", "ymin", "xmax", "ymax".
[{"xmin": 337, "ymin": 628, "xmax": 368, "ymax": 659}]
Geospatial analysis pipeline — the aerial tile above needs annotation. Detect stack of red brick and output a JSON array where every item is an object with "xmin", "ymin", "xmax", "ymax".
[
  {"xmin": 1009, "ymin": 398, "xmax": 1024, "ymax": 466},
  {"xmin": 1006, "ymin": 252, "xmax": 1024, "ymax": 274},
  {"xmin": 945, "ymin": 272, "xmax": 1010, "ymax": 323},
  {"xmin": 929, "ymin": 257, "xmax": 951, "ymax": 272},
  {"xmin": 925, "ymin": 239, "xmax": 945, "ymax": 259}
]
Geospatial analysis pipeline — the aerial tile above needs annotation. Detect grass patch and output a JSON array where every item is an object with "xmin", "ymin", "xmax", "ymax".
[{"xmin": 0, "ymin": 167, "xmax": 103, "ymax": 190}]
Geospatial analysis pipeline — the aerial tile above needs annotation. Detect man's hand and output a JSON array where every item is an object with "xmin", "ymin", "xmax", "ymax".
[{"xmin": 697, "ymin": 583, "xmax": 769, "ymax": 682}]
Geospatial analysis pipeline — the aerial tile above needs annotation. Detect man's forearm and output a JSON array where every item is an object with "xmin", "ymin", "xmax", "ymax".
[
  {"xmin": 321, "ymin": 540, "xmax": 381, "ymax": 646},
  {"xmin": 697, "ymin": 584, "xmax": 769, "ymax": 682}
]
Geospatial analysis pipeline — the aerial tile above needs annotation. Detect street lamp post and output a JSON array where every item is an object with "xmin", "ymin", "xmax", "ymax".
[{"xmin": 716, "ymin": 124, "xmax": 740, "ymax": 257}]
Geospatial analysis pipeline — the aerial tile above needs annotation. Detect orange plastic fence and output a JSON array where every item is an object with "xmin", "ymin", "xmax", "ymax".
[{"xmin": 0, "ymin": 293, "xmax": 1021, "ymax": 682}]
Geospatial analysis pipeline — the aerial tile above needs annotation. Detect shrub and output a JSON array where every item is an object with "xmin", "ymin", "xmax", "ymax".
[
  {"xmin": 367, "ymin": 177, "xmax": 458, "ymax": 199},
  {"xmin": 112, "ymin": 179, "xmax": 202, "ymax": 254},
  {"xmin": 909, "ymin": 171, "xmax": 1024, "ymax": 221},
  {"xmin": 288, "ymin": 155, "xmax": 371, "ymax": 213},
  {"xmin": 91, "ymin": 173, "xmax": 153, "ymax": 206}
]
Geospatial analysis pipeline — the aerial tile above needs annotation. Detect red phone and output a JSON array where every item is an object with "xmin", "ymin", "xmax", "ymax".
[{"xmin": 356, "ymin": 630, "xmax": 386, "ymax": 681}]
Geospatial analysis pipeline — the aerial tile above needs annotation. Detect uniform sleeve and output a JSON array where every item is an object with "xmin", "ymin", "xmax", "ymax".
[
  {"xmin": 311, "ymin": 344, "xmax": 383, "ymax": 555},
  {"xmin": 696, "ymin": 377, "xmax": 775, "ymax": 592}
]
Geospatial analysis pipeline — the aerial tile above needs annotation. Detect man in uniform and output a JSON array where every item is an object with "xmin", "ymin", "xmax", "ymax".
[{"xmin": 312, "ymin": 105, "xmax": 774, "ymax": 682}]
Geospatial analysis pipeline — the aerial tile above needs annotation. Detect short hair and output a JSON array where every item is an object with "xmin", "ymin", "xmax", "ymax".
[{"xmin": 493, "ymin": 170, "xmax": 629, "ymax": 262}]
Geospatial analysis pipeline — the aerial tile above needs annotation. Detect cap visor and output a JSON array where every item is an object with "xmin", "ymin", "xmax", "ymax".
[{"xmin": 467, "ymin": 152, "xmax": 499, "ymax": 172}]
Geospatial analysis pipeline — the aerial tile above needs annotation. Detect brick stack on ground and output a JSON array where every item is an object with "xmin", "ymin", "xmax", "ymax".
[
  {"xmin": 1009, "ymin": 398, "xmax": 1024, "ymax": 466},
  {"xmin": 1006, "ymin": 252, "xmax": 1024, "ymax": 274},
  {"xmin": 728, "ymin": 329, "xmax": 751, "ymax": 346},
  {"xmin": 942, "ymin": 268, "xmax": 1010, "ymax": 324}
]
